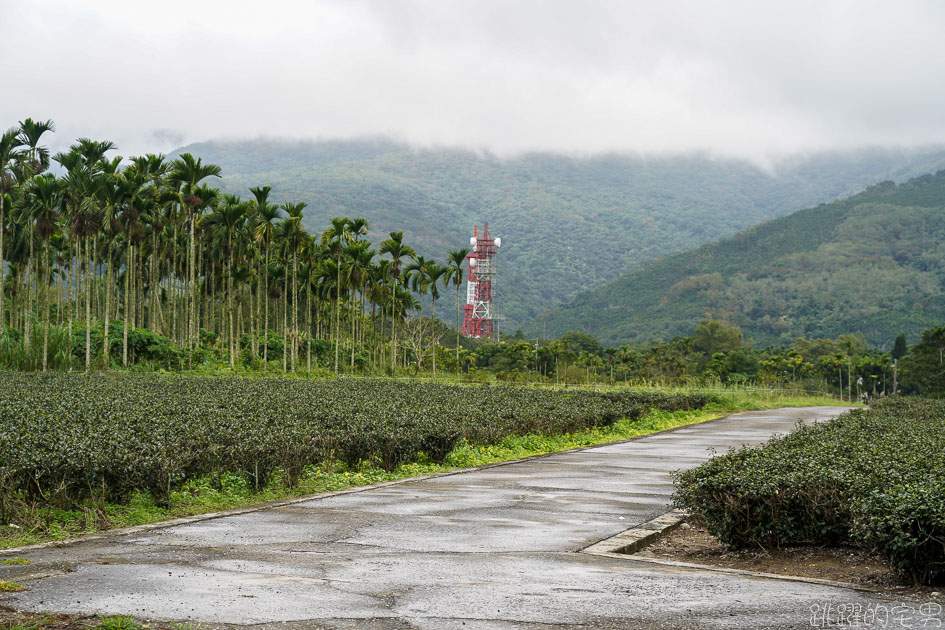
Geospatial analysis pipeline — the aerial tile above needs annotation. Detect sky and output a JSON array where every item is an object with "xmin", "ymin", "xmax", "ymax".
[{"xmin": 3, "ymin": 0, "xmax": 945, "ymax": 161}]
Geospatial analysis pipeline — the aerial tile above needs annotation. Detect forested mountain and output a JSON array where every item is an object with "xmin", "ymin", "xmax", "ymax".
[
  {"xmin": 174, "ymin": 138, "xmax": 945, "ymax": 327},
  {"xmin": 531, "ymin": 171, "xmax": 945, "ymax": 348}
]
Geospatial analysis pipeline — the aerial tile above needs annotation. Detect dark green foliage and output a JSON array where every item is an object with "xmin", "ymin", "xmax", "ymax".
[
  {"xmin": 900, "ymin": 326, "xmax": 945, "ymax": 395},
  {"xmin": 73, "ymin": 321, "xmax": 185, "ymax": 368},
  {"xmin": 0, "ymin": 374, "xmax": 705, "ymax": 517},
  {"xmin": 536, "ymin": 171, "xmax": 945, "ymax": 347},
  {"xmin": 674, "ymin": 398, "xmax": 945, "ymax": 585},
  {"xmin": 419, "ymin": 418, "xmax": 462, "ymax": 464},
  {"xmin": 692, "ymin": 320, "xmax": 742, "ymax": 355},
  {"xmin": 559, "ymin": 331, "xmax": 603, "ymax": 355},
  {"xmin": 892, "ymin": 333, "xmax": 908, "ymax": 361},
  {"xmin": 853, "ymin": 474, "xmax": 945, "ymax": 585}
]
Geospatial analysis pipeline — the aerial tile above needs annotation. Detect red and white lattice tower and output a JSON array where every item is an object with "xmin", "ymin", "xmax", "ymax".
[{"xmin": 461, "ymin": 223, "xmax": 501, "ymax": 341}]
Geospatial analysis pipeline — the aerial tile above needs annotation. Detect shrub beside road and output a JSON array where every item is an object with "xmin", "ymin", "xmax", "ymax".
[{"xmin": 674, "ymin": 397, "xmax": 945, "ymax": 585}]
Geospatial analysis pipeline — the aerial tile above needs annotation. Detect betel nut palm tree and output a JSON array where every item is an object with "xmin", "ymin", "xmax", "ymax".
[
  {"xmin": 423, "ymin": 260, "xmax": 449, "ymax": 377},
  {"xmin": 251, "ymin": 185, "xmax": 280, "ymax": 370},
  {"xmin": 379, "ymin": 231, "xmax": 415, "ymax": 372},
  {"xmin": 322, "ymin": 216, "xmax": 350, "ymax": 374},
  {"xmin": 22, "ymin": 173, "xmax": 62, "ymax": 370},
  {"xmin": 445, "ymin": 248, "xmax": 469, "ymax": 364},
  {"xmin": 169, "ymin": 153, "xmax": 221, "ymax": 352},
  {"xmin": 0, "ymin": 128, "xmax": 23, "ymax": 331}
]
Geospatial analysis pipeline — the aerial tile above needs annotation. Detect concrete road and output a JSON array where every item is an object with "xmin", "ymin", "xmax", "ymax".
[{"xmin": 2, "ymin": 406, "xmax": 927, "ymax": 628}]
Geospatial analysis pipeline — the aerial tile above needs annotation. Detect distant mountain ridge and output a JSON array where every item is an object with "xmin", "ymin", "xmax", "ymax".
[
  {"xmin": 172, "ymin": 138, "xmax": 945, "ymax": 328},
  {"xmin": 530, "ymin": 171, "xmax": 945, "ymax": 348}
]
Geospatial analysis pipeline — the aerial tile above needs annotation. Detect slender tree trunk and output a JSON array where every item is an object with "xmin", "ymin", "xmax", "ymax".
[
  {"xmin": 847, "ymin": 359, "xmax": 852, "ymax": 402},
  {"xmin": 0, "ymin": 195, "xmax": 5, "ymax": 331},
  {"xmin": 150, "ymin": 229, "xmax": 158, "ymax": 333},
  {"xmin": 42, "ymin": 240, "xmax": 50, "ymax": 371},
  {"xmin": 263, "ymin": 245, "xmax": 269, "ymax": 370},
  {"xmin": 170, "ymin": 223, "xmax": 178, "ymax": 344},
  {"xmin": 68, "ymin": 242, "xmax": 75, "ymax": 349},
  {"xmin": 103, "ymin": 241, "xmax": 111, "ymax": 367},
  {"xmin": 198, "ymin": 241, "xmax": 206, "ymax": 337},
  {"xmin": 25, "ymin": 223, "xmax": 34, "ymax": 349},
  {"xmin": 123, "ymin": 243, "xmax": 131, "ymax": 368},
  {"xmin": 389, "ymin": 284, "xmax": 396, "ymax": 372},
  {"xmin": 292, "ymin": 249, "xmax": 298, "ymax": 372},
  {"xmin": 431, "ymin": 297, "xmax": 436, "ymax": 378},
  {"xmin": 178, "ymin": 265, "xmax": 184, "ymax": 345},
  {"xmin": 307, "ymin": 282, "xmax": 312, "ymax": 373},
  {"xmin": 253, "ymin": 257, "xmax": 260, "ymax": 361},
  {"xmin": 130, "ymin": 244, "xmax": 136, "ymax": 334},
  {"xmin": 56, "ymin": 264, "xmax": 62, "ymax": 327},
  {"xmin": 169, "ymin": 264, "xmax": 176, "ymax": 341},
  {"xmin": 334, "ymin": 256, "xmax": 340, "ymax": 374},
  {"xmin": 185, "ymin": 215, "xmax": 191, "ymax": 348},
  {"xmin": 85, "ymin": 236, "xmax": 91, "ymax": 372},
  {"xmin": 237, "ymin": 290, "xmax": 244, "ymax": 362},
  {"xmin": 350, "ymin": 287, "xmax": 356, "ymax": 372},
  {"xmin": 371, "ymin": 300, "xmax": 377, "ymax": 369},
  {"xmin": 137, "ymin": 246, "xmax": 144, "ymax": 329},
  {"xmin": 179, "ymin": 261, "xmax": 186, "ymax": 344},
  {"xmin": 247, "ymin": 266, "xmax": 254, "ymax": 358},
  {"xmin": 155, "ymin": 259, "xmax": 166, "ymax": 335},
  {"xmin": 228, "ymin": 250, "xmax": 235, "ymax": 370},
  {"xmin": 456, "ymin": 283, "xmax": 461, "ymax": 365},
  {"xmin": 92, "ymin": 240, "xmax": 99, "ymax": 323},
  {"xmin": 416, "ymin": 294, "xmax": 424, "ymax": 371},
  {"xmin": 283, "ymin": 263, "xmax": 288, "ymax": 372},
  {"xmin": 188, "ymin": 207, "xmax": 196, "ymax": 352}
]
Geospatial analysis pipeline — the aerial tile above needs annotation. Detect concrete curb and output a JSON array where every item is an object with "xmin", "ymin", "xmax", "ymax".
[
  {"xmin": 583, "ymin": 509, "xmax": 880, "ymax": 593},
  {"xmin": 582, "ymin": 510, "xmax": 688, "ymax": 555}
]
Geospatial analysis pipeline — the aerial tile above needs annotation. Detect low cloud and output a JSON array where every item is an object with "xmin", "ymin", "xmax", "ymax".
[
  {"xmin": 3, "ymin": 0, "xmax": 945, "ymax": 162},
  {"xmin": 149, "ymin": 129, "xmax": 186, "ymax": 152}
]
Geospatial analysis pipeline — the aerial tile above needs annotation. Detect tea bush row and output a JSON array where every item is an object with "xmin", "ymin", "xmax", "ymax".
[
  {"xmin": 673, "ymin": 398, "xmax": 945, "ymax": 585},
  {"xmin": 0, "ymin": 374, "xmax": 707, "ymax": 518}
]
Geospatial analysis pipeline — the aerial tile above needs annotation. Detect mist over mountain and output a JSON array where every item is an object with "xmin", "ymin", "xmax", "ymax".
[{"xmin": 174, "ymin": 138, "xmax": 945, "ymax": 328}]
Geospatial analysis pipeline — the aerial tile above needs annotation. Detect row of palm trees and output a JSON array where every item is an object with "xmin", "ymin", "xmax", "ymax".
[{"xmin": 0, "ymin": 118, "xmax": 471, "ymax": 374}]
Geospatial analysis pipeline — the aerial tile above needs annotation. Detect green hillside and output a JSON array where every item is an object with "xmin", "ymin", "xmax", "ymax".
[
  {"xmin": 173, "ymin": 139, "xmax": 945, "ymax": 328},
  {"xmin": 531, "ymin": 172, "xmax": 945, "ymax": 347}
]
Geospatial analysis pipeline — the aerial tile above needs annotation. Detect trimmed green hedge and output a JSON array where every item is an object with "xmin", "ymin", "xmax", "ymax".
[
  {"xmin": 0, "ymin": 374, "xmax": 707, "ymax": 517},
  {"xmin": 673, "ymin": 398, "xmax": 945, "ymax": 585}
]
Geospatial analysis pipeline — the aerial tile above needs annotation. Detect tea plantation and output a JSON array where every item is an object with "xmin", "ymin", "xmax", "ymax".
[
  {"xmin": 674, "ymin": 398, "xmax": 945, "ymax": 585},
  {"xmin": 0, "ymin": 373, "xmax": 708, "ymax": 524}
]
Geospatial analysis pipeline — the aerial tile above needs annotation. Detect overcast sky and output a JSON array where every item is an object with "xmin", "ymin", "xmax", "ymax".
[{"xmin": 3, "ymin": 0, "xmax": 945, "ymax": 161}]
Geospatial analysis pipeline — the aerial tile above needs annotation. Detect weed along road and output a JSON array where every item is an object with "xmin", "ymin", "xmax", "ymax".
[{"xmin": 2, "ymin": 406, "xmax": 920, "ymax": 629}]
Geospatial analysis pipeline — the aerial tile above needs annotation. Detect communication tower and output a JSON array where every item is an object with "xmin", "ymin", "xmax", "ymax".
[{"xmin": 461, "ymin": 223, "xmax": 501, "ymax": 341}]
